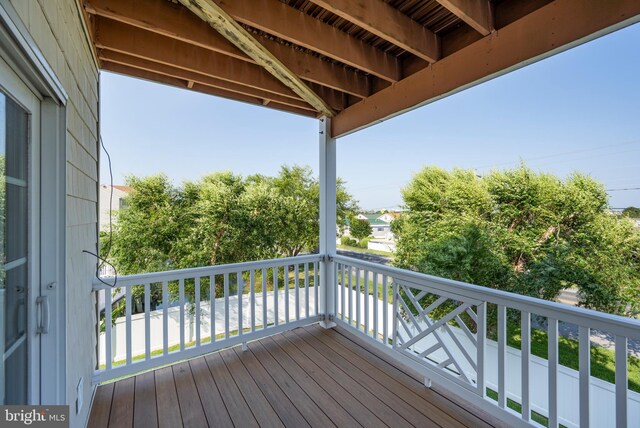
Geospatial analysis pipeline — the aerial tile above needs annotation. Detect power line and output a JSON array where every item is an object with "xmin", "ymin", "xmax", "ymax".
[{"xmin": 606, "ymin": 187, "xmax": 640, "ymax": 192}]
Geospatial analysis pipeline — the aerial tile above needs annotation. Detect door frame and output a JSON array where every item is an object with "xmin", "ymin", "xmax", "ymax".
[
  {"xmin": 0, "ymin": 53, "xmax": 42, "ymax": 405},
  {"xmin": 0, "ymin": 0, "xmax": 67, "ymax": 405}
]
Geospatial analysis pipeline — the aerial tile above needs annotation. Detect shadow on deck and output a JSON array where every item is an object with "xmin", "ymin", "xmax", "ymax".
[{"xmin": 88, "ymin": 324, "xmax": 505, "ymax": 428}]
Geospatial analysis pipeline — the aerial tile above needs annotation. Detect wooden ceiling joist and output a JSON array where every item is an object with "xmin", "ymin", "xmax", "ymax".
[
  {"xmin": 177, "ymin": 0, "xmax": 334, "ymax": 117},
  {"xmin": 98, "ymin": 50, "xmax": 319, "ymax": 112},
  {"xmin": 331, "ymin": 0, "xmax": 640, "ymax": 137},
  {"xmin": 102, "ymin": 62, "xmax": 317, "ymax": 118},
  {"xmin": 212, "ymin": 0, "xmax": 402, "ymax": 82},
  {"xmin": 94, "ymin": 18, "xmax": 304, "ymax": 102},
  {"xmin": 85, "ymin": 0, "xmax": 369, "ymax": 98},
  {"xmin": 435, "ymin": 0, "xmax": 493, "ymax": 36},
  {"xmin": 307, "ymin": 0, "xmax": 440, "ymax": 63}
]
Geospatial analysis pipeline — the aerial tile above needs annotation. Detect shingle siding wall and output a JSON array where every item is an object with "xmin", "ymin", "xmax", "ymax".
[{"xmin": 9, "ymin": 1, "xmax": 99, "ymax": 426}]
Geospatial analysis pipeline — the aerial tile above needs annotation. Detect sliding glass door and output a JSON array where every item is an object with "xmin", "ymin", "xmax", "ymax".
[{"xmin": 0, "ymin": 56, "xmax": 40, "ymax": 405}]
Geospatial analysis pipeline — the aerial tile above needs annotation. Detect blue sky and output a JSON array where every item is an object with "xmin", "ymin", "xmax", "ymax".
[{"xmin": 100, "ymin": 23, "xmax": 640, "ymax": 210}]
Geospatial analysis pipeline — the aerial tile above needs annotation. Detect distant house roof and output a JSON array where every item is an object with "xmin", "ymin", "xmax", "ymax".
[
  {"xmin": 111, "ymin": 185, "xmax": 133, "ymax": 193},
  {"xmin": 356, "ymin": 213, "xmax": 390, "ymax": 226}
]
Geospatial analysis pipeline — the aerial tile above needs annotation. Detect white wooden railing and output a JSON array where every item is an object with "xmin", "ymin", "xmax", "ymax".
[
  {"xmin": 333, "ymin": 255, "xmax": 640, "ymax": 428},
  {"xmin": 93, "ymin": 255, "xmax": 322, "ymax": 383},
  {"xmin": 94, "ymin": 252, "xmax": 640, "ymax": 427}
]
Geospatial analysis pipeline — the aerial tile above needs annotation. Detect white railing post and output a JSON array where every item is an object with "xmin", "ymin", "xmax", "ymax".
[{"xmin": 319, "ymin": 116, "xmax": 336, "ymax": 328}]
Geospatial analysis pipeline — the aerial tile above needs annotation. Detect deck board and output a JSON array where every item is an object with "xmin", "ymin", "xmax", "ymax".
[
  {"xmin": 154, "ymin": 366, "xmax": 183, "ymax": 428},
  {"xmin": 189, "ymin": 357, "xmax": 234, "ymax": 428},
  {"xmin": 133, "ymin": 371, "xmax": 157, "ymax": 428},
  {"xmin": 108, "ymin": 376, "xmax": 134, "ymax": 428},
  {"xmin": 172, "ymin": 361, "xmax": 208, "ymax": 428},
  {"xmin": 89, "ymin": 325, "xmax": 501, "ymax": 428}
]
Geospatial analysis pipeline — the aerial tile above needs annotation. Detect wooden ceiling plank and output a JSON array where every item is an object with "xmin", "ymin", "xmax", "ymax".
[
  {"xmin": 101, "ymin": 62, "xmax": 317, "ymax": 118},
  {"xmin": 435, "ymin": 0, "xmax": 493, "ymax": 36},
  {"xmin": 212, "ymin": 0, "xmax": 401, "ymax": 82},
  {"xmin": 85, "ymin": 0, "xmax": 247, "ymax": 61},
  {"xmin": 94, "ymin": 18, "xmax": 303, "ymax": 102},
  {"xmin": 98, "ymin": 50, "xmax": 318, "ymax": 112},
  {"xmin": 307, "ymin": 0, "xmax": 439, "ymax": 62},
  {"xmin": 85, "ymin": 0, "xmax": 369, "ymax": 98},
  {"xmin": 332, "ymin": 0, "xmax": 640, "ymax": 137},
  {"xmin": 177, "ymin": 0, "xmax": 334, "ymax": 117}
]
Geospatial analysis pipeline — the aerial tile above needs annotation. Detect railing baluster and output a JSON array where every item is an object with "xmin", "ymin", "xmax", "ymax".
[
  {"xmin": 250, "ymin": 270, "xmax": 256, "ymax": 333},
  {"xmin": 195, "ymin": 277, "xmax": 201, "ymax": 347},
  {"xmin": 615, "ymin": 335, "xmax": 628, "ymax": 428},
  {"xmin": 391, "ymin": 280, "xmax": 398, "ymax": 347},
  {"xmin": 238, "ymin": 271, "xmax": 243, "ymax": 337},
  {"xmin": 497, "ymin": 304, "xmax": 506, "ymax": 409},
  {"xmin": 125, "ymin": 286, "xmax": 132, "ymax": 365},
  {"xmin": 334, "ymin": 261, "xmax": 338, "ymax": 322},
  {"xmin": 364, "ymin": 270, "xmax": 369, "ymax": 334},
  {"xmin": 295, "ymin": 263, "xmax": 300, "ymax": 321},
  {"xmin": 105, "ymin": 289, "xmax": 112, "ymax": 371},
  {"xmin": 356, "ymin": 268, "xmax": 361, "ymax": 330},
  {"xmin": 224, "ymin": 273, "xmax": 229, "ymax": 339},
  {"xmin": 144, "ymin": 283, "xmax": 151, "ymax": 360},
  {"xmin": 284, "ymin": 265, "xmax": 290, "ymax": 323},
  {"xmin": 262, "ymin": 268, "xmax": 267, "ymax": 330},
  {"xmin": 314, "ymin": 261, "xmax": 319, "ymax": 315},
  {"xmin": 521, "ymin": 311, "xmax": 531, "ymax": 422},
  {"xmin": 210, "ymin": 275, "xmax": 215, "ymax": 343},
  {"xmin": 340, "ymin": 263, "xmax": 345, "ymax": 321},
  {"xmin": 579, "ymin": 326, "xmax": 590, "ymax": 428},
  {"xmin": 476, "ymin": 302, "xmax": 486, "ymax": 398},
  {"xmin": 162, "ymin": 281, "xmax": 168, "ymax": 354},
  {"xmin": 348, "ymin": 266, "xmax": 353, "ymax": 325},
  {"xmin": 548, "ymin": 318, "xmax": 559, "ymax": 428},
  {"xmin": 179, "ymin": 278, "xmax": 185, "ymax": 351},
  {"xmin": 305, "ymin": 262, "xmax": 309, "ymax": 319},
  {"xmin": 372, "ymin": 273, "xmax": 378, "ymax": 339},
  {"xmin": 383, "ymin": 275, "xmax": 388, "ymax": 344},
  {"xmin": 273, "ymin": 267, "xmax": 279, "ymax": 326}
]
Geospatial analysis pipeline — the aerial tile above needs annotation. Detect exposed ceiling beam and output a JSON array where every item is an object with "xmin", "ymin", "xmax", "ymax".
[
  {"xmin": 212, "ymin": 0, "xmax": 401, "ymax": 82},
  {"xmin": 102, "ymin": 62, "xmax": 317, "ymax": 118},
  {"xmin": 332, "ymin": 0, "xmax": 640, "ymax": 137},
  {"xmin": 177, "ymin": 0, "xmax": 334, "ymax": 117},
  {"xmin": 98, "ymin": 50, "xmax": 319, "ymax": 112},
  {"xmin": 94, "ymin": 18, "xmax": 303, "ymax": 102},
  {"xmin": 307, "ymin": 0, "xmax": 439, "ymax": 63},
  {"xmin": 85, "ymin": 0, "xmax": 370, "ymax": 98},
  {"xmin": 84, "ymin": 0, "xmax": 246, "ymax": 61},
  {"xmin": 435, "ymin": 0, "xmax": 493, "ymax": 36}
]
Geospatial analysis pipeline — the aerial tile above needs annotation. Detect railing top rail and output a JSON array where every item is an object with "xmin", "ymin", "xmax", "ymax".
[
  {"xmin": 92, "ymin": 254, "xmax": 322, "ymax": 290},
  {"xmin": 334, "ymin": 254, "xmax": 640, "ymax": 340}
]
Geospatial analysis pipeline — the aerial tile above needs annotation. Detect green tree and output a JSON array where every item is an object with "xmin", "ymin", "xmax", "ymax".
[
  {"xmin": 350, "ymin": 218, "xmax": 372, "ymax": 240},
  {"xmin": 109, "ymin": 165, "xmax": 358, "ymax": 270},
  {"xmin": 622, "ymin": 206, "xmax": 640, "ymax": 218},
  {"xmin": 393, "ymin": 165, "xmax": 640, "ymax": 316}
]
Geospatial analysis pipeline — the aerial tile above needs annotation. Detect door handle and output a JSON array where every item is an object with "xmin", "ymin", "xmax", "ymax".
[{"xmin": 36, "ymin": 295, "xmax": 49, "ymax": 334}]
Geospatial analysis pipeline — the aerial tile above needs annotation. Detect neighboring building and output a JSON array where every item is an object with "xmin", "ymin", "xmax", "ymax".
[
  {"xmin": 354, "ymin": 212, "xmax": 398, "ymax": 240},
  {"xmin": 99, "ymin": 184, "xmax": 133, "ymax": 230}
]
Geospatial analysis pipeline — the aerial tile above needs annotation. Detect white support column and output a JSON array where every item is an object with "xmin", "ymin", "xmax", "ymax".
[{"xmin": 319, "ymin": 117, "xmax": 337, "ymax": 329}]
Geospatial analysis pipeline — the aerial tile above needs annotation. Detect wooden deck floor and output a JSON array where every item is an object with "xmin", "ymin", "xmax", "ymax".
[{"xmin": 88, "ymin": 325, "xmax": 504, "ymax": 428}]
